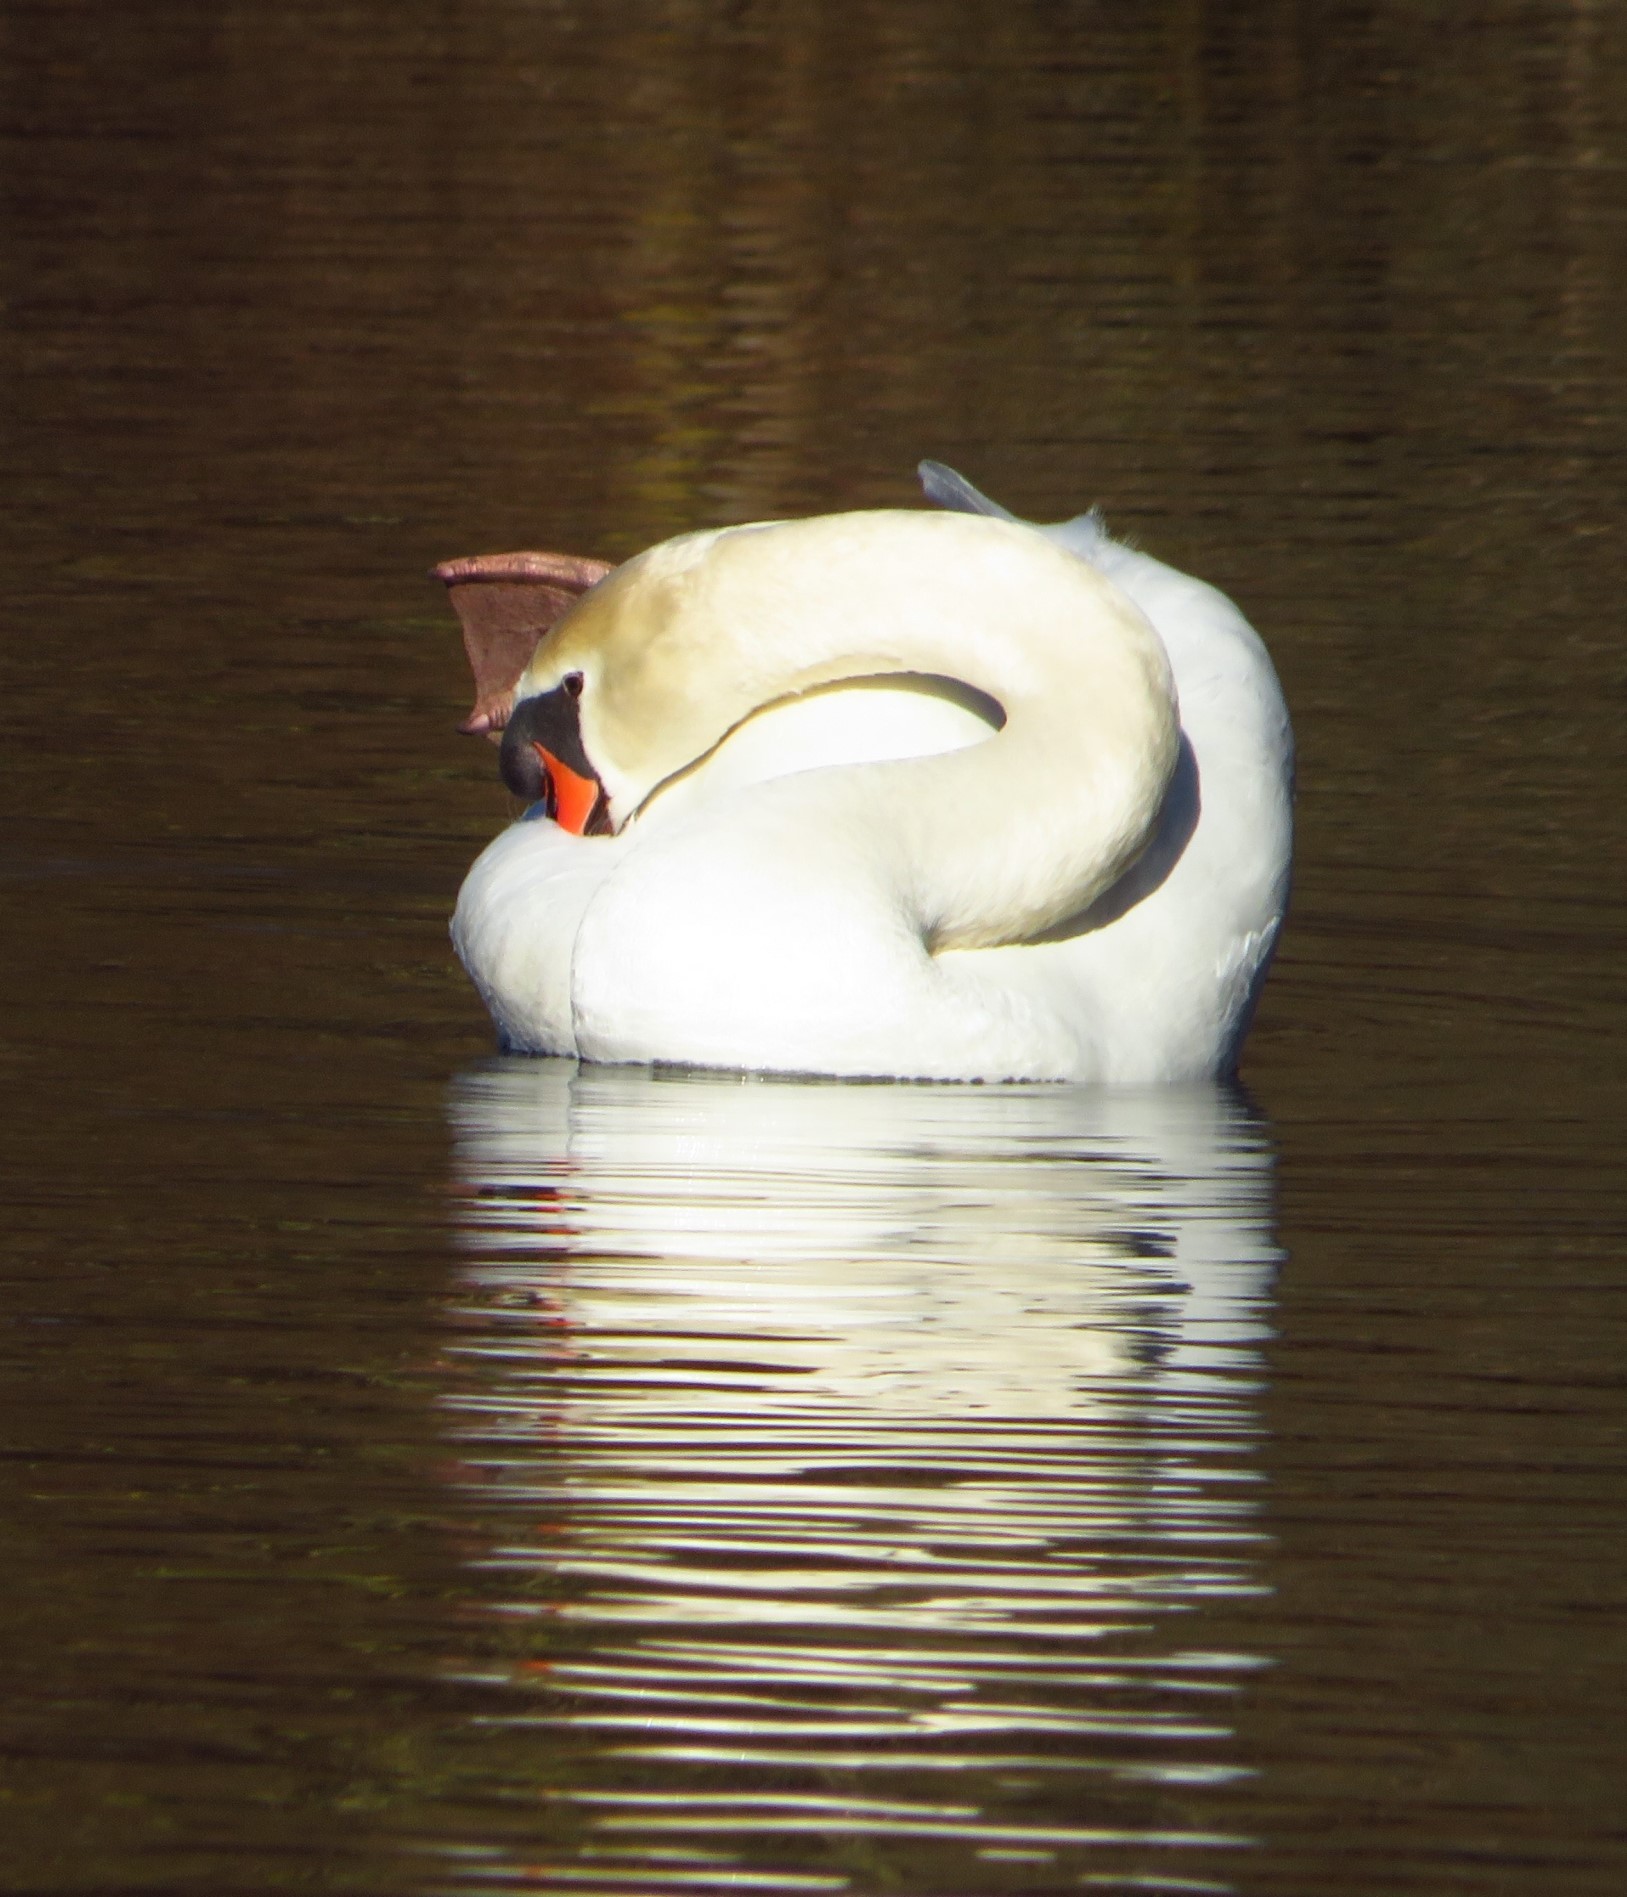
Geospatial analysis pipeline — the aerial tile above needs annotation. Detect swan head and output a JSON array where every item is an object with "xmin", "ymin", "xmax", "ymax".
[
  {"xmin": 507, "ymin": 523, "xmax": 810, "ymax": 831},
  {"xmin": 444, "ymin": 526, "xmax": 818, "ymax": 838},
  {"xmin": 496, "ymin": 669, "xmax": 612, "ymax": 834}
]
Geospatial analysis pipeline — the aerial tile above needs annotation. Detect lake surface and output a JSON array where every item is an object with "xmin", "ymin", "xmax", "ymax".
[{"xmin": 2, "ymin": 2, "xmax": 1625, "ymax": 1892}]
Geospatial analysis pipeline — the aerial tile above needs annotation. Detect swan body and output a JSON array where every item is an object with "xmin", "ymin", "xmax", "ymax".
[{"xmin": 450, "ymin": 468, "xmax": 1292, "ymax": 1082}]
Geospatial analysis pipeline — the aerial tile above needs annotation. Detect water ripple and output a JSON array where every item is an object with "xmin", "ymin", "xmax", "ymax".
[{"xmin": 439, "ymin": 1065, "xmax": 1280, "ymax": 1893}]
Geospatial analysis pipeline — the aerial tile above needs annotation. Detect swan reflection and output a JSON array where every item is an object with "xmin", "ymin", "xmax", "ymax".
[{"xmin": 440, "ymin": 1065, "xmax": 1280, "ymax": 1894}]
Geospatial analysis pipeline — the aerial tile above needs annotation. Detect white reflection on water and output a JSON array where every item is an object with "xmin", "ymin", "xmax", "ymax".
[{"xmin": 440, "ymin": 1064, "xmax": 1280, "ymax": 1896}]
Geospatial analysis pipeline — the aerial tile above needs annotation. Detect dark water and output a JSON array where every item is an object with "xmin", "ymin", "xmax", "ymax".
[{"xmin": 3, "ymin": 3, "xmax": 1625, "ymax": 1892}]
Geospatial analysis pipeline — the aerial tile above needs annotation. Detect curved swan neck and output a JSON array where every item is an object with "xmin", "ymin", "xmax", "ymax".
[{"xmin": 523, "ymin": 511, "xmax": 1180, "ymax": 950}]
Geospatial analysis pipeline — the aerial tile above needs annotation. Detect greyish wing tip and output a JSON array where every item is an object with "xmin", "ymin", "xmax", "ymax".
[{"xmin": 917, "ymin": 460, "xmax": 1018, "ymax": 520}]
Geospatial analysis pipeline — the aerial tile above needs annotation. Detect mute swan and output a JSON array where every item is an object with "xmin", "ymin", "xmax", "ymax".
[{"xmin": 439, "ymin": 465, "xmax": 1292, "ymax": 1082}]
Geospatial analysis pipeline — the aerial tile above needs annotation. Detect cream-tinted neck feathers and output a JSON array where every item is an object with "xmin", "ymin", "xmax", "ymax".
[{"xmin": 515, "ymin": 511, "xmax": 1178, "ymax": 951}]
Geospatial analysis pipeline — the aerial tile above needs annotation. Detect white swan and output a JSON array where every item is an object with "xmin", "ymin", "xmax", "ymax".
[{"xmin": 443, "ymin": 466, "xmax": 1292, "ymax": 1082}]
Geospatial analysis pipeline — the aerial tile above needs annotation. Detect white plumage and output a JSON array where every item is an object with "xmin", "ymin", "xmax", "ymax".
[{"xmin": 452, "ymin": 467, "xmax": 1292, "ymax": 1082}]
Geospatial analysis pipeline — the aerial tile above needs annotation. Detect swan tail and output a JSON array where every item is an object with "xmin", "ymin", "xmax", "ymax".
[
  {"xmin": 918, "ymin": 460, "xmax": 1116, "ymax": 571},
  {"xmin": 1038, "ymin": 510, "xmax": 1115, "ymax": 567}
]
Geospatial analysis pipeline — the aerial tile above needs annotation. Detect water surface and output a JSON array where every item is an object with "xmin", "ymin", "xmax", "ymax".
[
  {"xmin": 2, "ymin": 2, "xmax": 1625, "ymax": 1892},
  {"xmin": 440, "ymin": 1069, "xmax": 1277, "ymax": 1893}
]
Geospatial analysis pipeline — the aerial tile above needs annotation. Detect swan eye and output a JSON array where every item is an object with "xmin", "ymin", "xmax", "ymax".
[{"xmin": 563, "ymin": 672, "xmax": 584, "ymax": 699}]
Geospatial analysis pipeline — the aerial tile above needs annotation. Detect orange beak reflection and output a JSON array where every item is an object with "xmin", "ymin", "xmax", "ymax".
[{"xmin": 532, "ymin": 743, "xmax": 604, "ymax": 835}]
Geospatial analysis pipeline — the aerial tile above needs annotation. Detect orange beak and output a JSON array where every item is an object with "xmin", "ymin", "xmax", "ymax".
[{"xmin": 532, "ymin": 743, "xmax": 603, "ymax": 835}]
